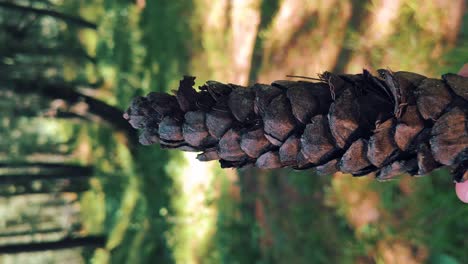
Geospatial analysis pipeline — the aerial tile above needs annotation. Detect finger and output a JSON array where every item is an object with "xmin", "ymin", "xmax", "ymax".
[
  {"xmin": 456, "ymin": 180, "xmax": 468, "ymax": 203},
  {"xmin": 458, "ymin": 63, "xmax": 468, "ymax": 77},
  {"xmin": 455, "ymin": 64, "xmax": 468, "ymax": 203}
]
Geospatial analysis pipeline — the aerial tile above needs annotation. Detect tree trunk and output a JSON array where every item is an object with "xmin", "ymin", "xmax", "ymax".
[
  {"xmin": 11, "ymin": 80, "xmax": 137, "ymax": 142},
  {"xmin": 124, "ymin": 71, "xmax": 468, "ymax": 182},
  {"xmin": 0, "ymin": 88, "xmax": 99, "ymax": 121},
  {"xmin": 0, "ymin": 235, "xmax": 106, "ymax": 254},
  {"xmin": 0, "ymin": 1, "xmax": 97, "ymax": 29},
  {"xmin": 0, "ymin": 163, "xmax": 93, "ymax": 184}
]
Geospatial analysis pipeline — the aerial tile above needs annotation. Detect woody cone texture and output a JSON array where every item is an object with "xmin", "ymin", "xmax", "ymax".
[{"xmin": 124, "ymin": 70, "xmax": 468, "ymax": 182}]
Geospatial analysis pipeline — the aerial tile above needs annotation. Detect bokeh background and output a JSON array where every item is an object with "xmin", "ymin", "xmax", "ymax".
[{"xmin": 0, "ymin": 0, "xmax": 467, "ymax": 263}]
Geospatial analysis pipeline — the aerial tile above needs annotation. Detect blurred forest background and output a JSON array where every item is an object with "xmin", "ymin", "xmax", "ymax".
[{"xmin": 0, "ymin": 0, "xmax": 467, "ymax": 263}]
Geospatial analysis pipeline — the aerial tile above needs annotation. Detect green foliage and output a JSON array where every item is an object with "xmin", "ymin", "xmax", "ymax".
[
  {"xmin": 441, "ymin": 11, "xmax": 468, "ymax": 75},
  {"xmin": 262, "ymin": 171, "xmax": 357, "ymax": 263},
  {"xmin": 249, "ymin": 0, "xmax": 281, "ymax": 82},
  {"xmin": 403, "ymin": 170, "xmax": 468, "ymax": 262},
  {"xmin": 78, "ymin": 1, "xmax": 190, "ymax": 262},
  {"xmin": 94, "ymin": 3, "xmax": 146, "ymax": 107},
  {"xmin": 204, "ymin": 171, "xmax": 262, "ymax": 264},
  {"xmin": 139, "ymin": 0, "xmax": 194, "ymax": 92},
  {"xmin": 0, "ymin": 117, "xmax": 82, "ymax": 160}
]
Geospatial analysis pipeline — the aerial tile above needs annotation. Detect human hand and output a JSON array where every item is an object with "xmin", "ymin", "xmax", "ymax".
[{"xmin": 455, "ymin": 64, "xmax": 468, "ymax": 203}]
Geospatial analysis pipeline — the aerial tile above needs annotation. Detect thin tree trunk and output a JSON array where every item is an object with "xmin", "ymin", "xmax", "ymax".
[
  {"xmin": 11, "ymin": 80, "xmax": 137, "ymax": 142},
  {"xmin": 0, "ymin": 162, "xmax": 90, "ymax": 169},
  {"xmin": 0, "ymin": 1, "xmax": 97, "ymax": 29},
  {"xmin": 0, "ymin": 174, "xmax": 91, "ymax": 184},
  {"xmin": 1, "ymin": 88, "xmax": 98, "ymax": 120},
  {"xmin": 124, "ymin": 71, "xmax": 468, "ymax": 182},
  {"xmin": 0, "ymin": 235, "xmax": 106, "ymax": 254},
  {"xmin": 0, "ymin": 163, "xmax": 93, "ymax": 184}
]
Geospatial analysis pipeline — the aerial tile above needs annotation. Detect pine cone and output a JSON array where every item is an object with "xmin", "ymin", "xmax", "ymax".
[{"xmin": 123, "ymin": 70, "xmax": 468, "ymax": 182}]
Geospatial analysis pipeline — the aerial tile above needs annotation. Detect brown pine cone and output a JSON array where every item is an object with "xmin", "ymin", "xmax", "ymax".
[{"xmin": 123, "ymin": 70, "xmax": 468, "ymax": 182}]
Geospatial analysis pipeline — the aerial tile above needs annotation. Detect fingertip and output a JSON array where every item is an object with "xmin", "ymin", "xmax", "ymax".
[
  {"xmin": 457, "ymin": 63, "xmax": 468, "ymax": 77},
  {"xmin": 455, "ymin": 181, "xmax": 468, "ymax": 203}
]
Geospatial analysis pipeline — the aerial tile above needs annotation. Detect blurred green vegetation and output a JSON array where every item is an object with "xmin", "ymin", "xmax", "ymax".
[{"xmin": 0, "ymin": 0, "xmax": 467, "ymax": 264}]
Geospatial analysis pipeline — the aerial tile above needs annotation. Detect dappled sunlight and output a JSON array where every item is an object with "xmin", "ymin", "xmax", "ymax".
[
  {"xmin": 104, "ymin": 175, "xmax": 139, "ymax": 251},
  {"xmin": 258, "ymin": 0, "xmax": 352, "ymax": 82},
  {"xmin": 345, "ymin": 0, "xmax": 466, "ymax": 74},
  {"xmin": 261, "ymin": 0, "xmax": 319, "ymax": 60},
  {"xmin": 376, "ymin": 239, "xmax": 428, "ymax": 264},
  {"xmin": 0, "ymin": 192, "xmax": 82, "ymax": 244},
  {"xmin": 80, "ymin": 179, "xmax": 105, "ymax": 235},
  {"xmin": 328, "ymin": 173, "xmax": 381, "ymax": 230},
  {"xmin": 365, "ymin": 0, "xmax": 402, "ymax": 43},
  {"xmin": 194, "ymin": 0, "xmax": 261, "ymax": 84},
  {"xmin": 345, "ymin": 0, "xmax": 403, "ymax": 73},
  {"xmin": 165, "ymin": 152, "xmax": 219, "ymax": 264}
]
